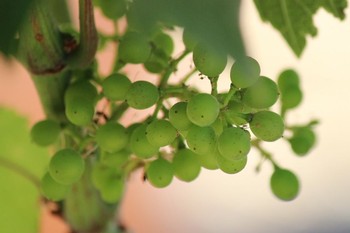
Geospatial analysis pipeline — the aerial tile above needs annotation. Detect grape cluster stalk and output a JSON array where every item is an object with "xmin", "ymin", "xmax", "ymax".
[{"xmin": 21, "ymin": 0, "xmax": 318, "ymax": 232}]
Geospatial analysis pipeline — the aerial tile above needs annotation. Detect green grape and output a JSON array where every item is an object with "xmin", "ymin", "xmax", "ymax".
[
  {"xmin": 249, "ymin": 111, "xmax": 284, "ymax": 142},
  {"xmin": 64, "ymin": 81, "xmax": 97, "ymax": 126},
  {"xmin": 118, "ymin": 31, "xmax": 151, "ymax": 64},
  {"xmin": 230, "ymin": 56, "xmax": 260, "ymax": 88},
  {"xmin": 224, "ymin": 101, "xmax": 253, "ymax": 125},
  {"xmin": 130, "ymin": 124, "xmax": 159, "ymax": 158},
  {"xmin": 125, "ymin": 81, "xmax": 159, "ymax": 109},
  {"xmin": 30, "ymin": 119, "xmax": 60, "ymax": 147},
  {"xmin": 280, "ymin": 86, "xmax": 303, "ymax": 109},
  {"xmin": 169, "ymin": 102, "xmax": 193, "ymax": 131},
  {"xmin": 91, "ymin": 163, "xmax": 124, "ymax": 203},
  {"xmin": 193, "ymin": 43, "xmax": 227, "ymax": 77},
  {"xmin": 270, "ymin": 168, "xmax": 299, "ymax": 201},
  {"xmin": 187, "ymin": 93, "xmax": 220, "ymax": 127},
  {"xmin": 41, "ymin": 172, "xmax": 70, "ymax": 201},
  {"xmin": 146, "ymin": 158, "xmax": 174, "ymax": 188},
  {"xmin": 289, "ymin": 127, "xmax": 316, "ymax": 156},
  {"xmin": 144, "ymin": 52, "xmax": 168, "ymax": 73},
  {"xmin": 186, "ymin": 125, "xmax": 216, "ymax": 155},
  {"xmin": 242, "ymin": 76, "xmax": 279, "ymax": 109},
  {"xmin": 217, "ymin": 127, "xmax": 251, "ymax": 161},
  {"xmin": 182, "ymin": 28, "xmax": 197, "ymax": 51},
  {"xmin": 173, "ymin": 149, "xmax": 201, "ymax": 182},
  {"xmin": 146, "ymin": 119, "xmax": 177, "ymax": 147},
  {"xmin": 153, "ymin": 32, "xmax": 174, "ymax": 56},
  {"xmin": 100, "ymin": 150, "xmax": 130, "ymax": 168},
  {"xmin": 91, "ymin": 163, "xmax": 119, "ymax": 190},
  {"xmin": 99, "ymin": 0, "xmax": 127, "ymax": 20},
  {"xmin": 196, "ymin": 146, "xmax": 220, "ymax": 170},
  {"xmin": 216, "ymin": 153, "xmax": 247, "ymax": 174},
  {"xmin": 277, "ymin": 69, "xmax": 300, "ymax": 90},
  {"xmin": 64, "ymin": 80, "xmax": 98, "ymax": 103},
  {"xmin": 96, "ymin": 122, "xmax": 128, "ymax": 153},
  {"xmin": 99, "ymin": 177, "xmax": 124, "ymax": 204},
  {"xmin": 65, "ymin": 98, "xmax": 95, "ymax": 126},
  {"xmin": 49, "ymin": 149, "xmax": 85, "ymax": 185},
  {"xmin": 125, "ymin": 123, "xmax": 142, "ymax": 151},
  {"xmin": 102, "ymin": 73, "xmax": 131, "ymax": 101}
]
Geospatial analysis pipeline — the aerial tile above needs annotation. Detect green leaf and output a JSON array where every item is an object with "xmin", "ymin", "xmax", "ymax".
[
  {"xmin": 253, "ymin": 0, "xmax": 347, "ymax": 57},
  {"xmin": 0, "ymin": 107, "xmax": 50, "ymax": 233},
  {"xmin": 127, "ymin": 0, "xmax": 245, "ymax": 58},
  {"xmin": 0, "ymin": 0, "xmax": 34, "ymax": 56}
]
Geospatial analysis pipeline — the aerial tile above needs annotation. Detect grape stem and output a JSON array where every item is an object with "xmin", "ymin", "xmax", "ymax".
[
  {"xmin": 221, "ymin": 84, "xmax": 238, "ymax": 107},
  {"xmin": 159, "ymin": 50, "xmax": 191, "ymax": 88},
  {"xmin": 209, "ymin": 76, "xmax": 219, "ymax": 96},
  {"xmin": 251, "ymin": 139, "xmax": 280, "ymax": 170},
  {"xmin": 180, "ymin": 67, "xmax": 198, "ymax": 84},
  {"xmin": 66, "ymin": 0, "xmax": 98, "ymax": 69},
  {"xmin": 0, "ymin": 157, "xmax": 41, "ymax": 190}
]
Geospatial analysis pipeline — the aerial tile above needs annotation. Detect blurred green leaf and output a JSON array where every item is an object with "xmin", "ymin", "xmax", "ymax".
[
  {"xmin": 127, "ymin": 0, "xmax": 245, "ymax": 58},
  {"xmin": 254, "ymin": 0, "xmax": 347, "ymax": 57},
  {"xmin": 0, "ymin": 0, "xmax": 34, "ymax": 56},
  {"xmin": 0, "ymin": 107, "xmax": 50, "ymax": 233}
]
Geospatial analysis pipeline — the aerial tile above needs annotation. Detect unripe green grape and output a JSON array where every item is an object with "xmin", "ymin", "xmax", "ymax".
[
  {"xmin": 146, "ymin": 120, "xmax": 177, "ymax": 147},
  {"xmin": 65, "ymin": 99, "xmax": 95, "ymax": 126},
  {"xmin": 118, "ymin": 31, "xmax": 151, "ymax": 64},
  {"xmin": 144, "ymin": 53, "xmax": 168, "ymax": 74},
  {"xmin": 187, "ymin": 93, "xmax": 220, "ymax": 127},
  {"xmin": 217, "ymin": 127, "xmax": 251, "ymax": 161},
  {"xmin": 182, "ymin": 28, "xmax": 197, "ymax": 51},
  {"xmin": 230, "ymin": 56, "xmax": 260, "ymax": 88},
  {"xmin": 99, "ymin": 0, "xmax": 127, "ymax": 20},
  {"xmin": 186, "ymin": 125, "xmax": 216, "ymax": 155},
  {"xmin": 102, "ymin": 73, "xmax": 131, "ymax": 101},
  {"xmin": 216, "ymin": 153, "xmax": 247, "ymax": 174},
  {"xmin": 91, "ymin": 163, "xmax": 124, "ymax": 203},
  {"xmin": 193, "ymin": 43, "xmax": 227, "ymax": 77},
  {"xmin": 99, "ymin": 177, "xmax": 124, "ymax": 204},
  {"xmin": 49, "ymin": 149, "xmax": 85, "ymax": 185},
  {"xmin": 91, "ymin": 163, "xmax": 120, "ymax": 190},
  {"xmin": 124, "ymin": 123, "xmax": 142, "ymax": 151},
  {"xmin": 249, "ymin": 111, "xmax": 284, "ymax": 142},
  {"xmin": 30, "ymin": 119, "xmax": 60, "ymax": 147},
  {"xmin": 196, "ymin": 146, "xmax": 219, "ymax": 170},
  {"xmin": 289, "ymin": 127, "xmax": 316, "ymax": 156},
  {"xmin": 169, "ymin": 102, "xmax": 193, "ymax": 131},
  {"xmin": 96, "ymin": 122, "xmax": 128, "ymax": 153},
  {"xmin": 130, "ymin": 124, "xmax": 159, "ymax": 158},
  {"xmin": 153, "ymin": 32, "xmax": 174, "ymax": 56},
  {"xmin": 270, "ymin": 168, "xmax": 299, "ymax": 201},
  {"xmin": 41, "ymin": 172, "xmax": 70, "ymax": 201},
  {"xmin": 126, "ymin": 81, "xmax": 159, "ymax": 109},
  {"xmin": 242, "ymin": 76, "xmax": 279, "ymax": 109},
  {"xmin": 173, "ymin": 149, "xmax": 201, "ymax": 182},
  {"xmin": 100, "ymin": 150, "xmax": 130, "ymax": 168},
  {"xmin": 280, "ymin": 86, "xmax": 303, "ymax": 109},
  {"xmin": 277, "ymin": 69, "xmax": 300, "ymax": 90},
  {"xmin": 64, "ymin": 80, "xmax": 98, "ymax": 103},
  {"xmin": 146, "ymin": 158, "xmax": 174, "ymax": 188}
]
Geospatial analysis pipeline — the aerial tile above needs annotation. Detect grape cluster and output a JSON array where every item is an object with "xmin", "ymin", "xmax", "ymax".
[{"xmin": 30, "ymin": 9, "xmax": 317, "ymax": 204}]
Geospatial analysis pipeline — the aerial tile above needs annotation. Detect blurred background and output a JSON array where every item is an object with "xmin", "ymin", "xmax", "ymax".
[{"xmin": 1, "ymin": 1, "xmax": 350, "ymax": 233}]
